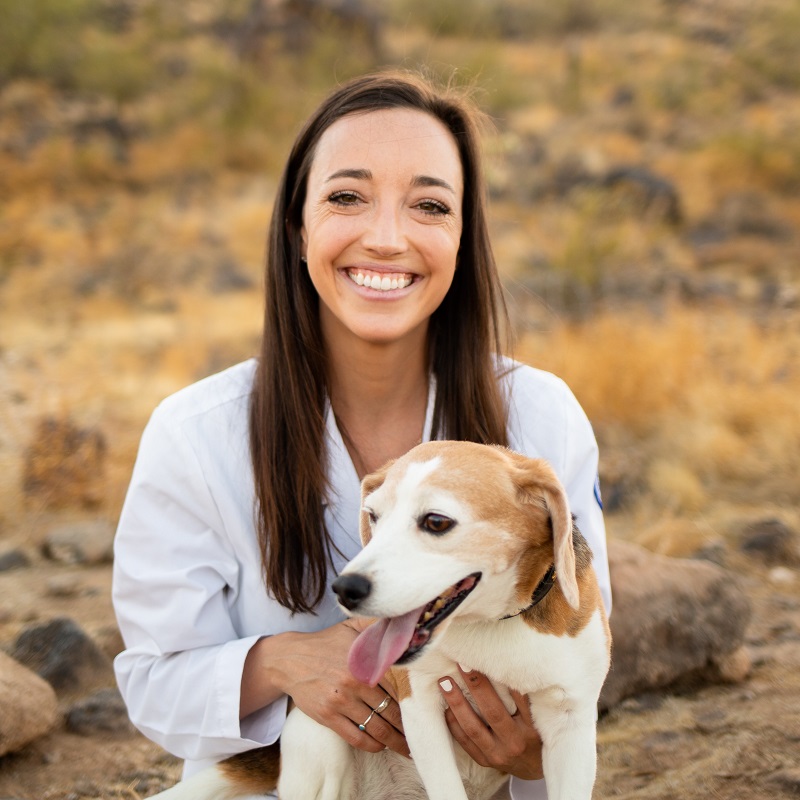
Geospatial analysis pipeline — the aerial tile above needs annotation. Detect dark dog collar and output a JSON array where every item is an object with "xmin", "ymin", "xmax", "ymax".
[{"xmin": 501, "ymin": 565, "xmax": 557, "ymax": 620}]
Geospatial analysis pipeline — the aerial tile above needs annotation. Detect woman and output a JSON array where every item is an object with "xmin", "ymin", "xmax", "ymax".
[{"xmin": 112, "ymin": 71, "xmax": 611, "ymax": 800}]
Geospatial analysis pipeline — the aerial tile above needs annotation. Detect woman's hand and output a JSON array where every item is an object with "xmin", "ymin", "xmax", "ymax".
[
  {"xmin": 438, "ymin": 666, "xmax": 544, "ymax": 781},
  {"xmin": 241, "ymin": 620, "xmax": 409, "ymax": 758}
]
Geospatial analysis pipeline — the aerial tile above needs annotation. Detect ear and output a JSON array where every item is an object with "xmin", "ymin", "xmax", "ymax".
[
  {"xmin": 358, "ymin": 459, "xmax": 394, "ymax": 545},
  {"xmin": 509, "ymin": 454, "xmax": 580, "ymax": 610},
  {"xmin": 299, "ymin": 226, "xmax": 308, "ymax": 259}
]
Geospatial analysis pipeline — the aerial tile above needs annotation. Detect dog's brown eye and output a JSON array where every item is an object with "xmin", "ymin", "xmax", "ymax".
[
  {"xmin": 420, "ymin": 513, "xmax": 455, "ymax": 535},
  {"xmin": 364, "ymin": 508, "xmax": 378, "ymax": 525}
]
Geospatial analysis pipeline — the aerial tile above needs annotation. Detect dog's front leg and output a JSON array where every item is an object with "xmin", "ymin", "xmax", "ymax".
[
  {"xmin": 400, "ymin": 687, "xmax": 470, "ymax": 800},
  {"xmin": 277, "ymin": 707, "xmax": 356, "ymax": 800},
  {"xmin": 536, "ymin": 705, "xmax": 598, "ymax": 800}
]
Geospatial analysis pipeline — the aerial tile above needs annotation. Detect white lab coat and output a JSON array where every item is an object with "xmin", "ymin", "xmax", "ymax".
[{"xmin": 112, "ymin": 357, "xmax": 611, "ymax": 800}]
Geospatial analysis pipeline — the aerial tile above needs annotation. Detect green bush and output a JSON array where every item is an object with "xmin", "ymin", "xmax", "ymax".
[{"xmin": 0, "ymin": 0, "xmax": 98, "ymax": 85}]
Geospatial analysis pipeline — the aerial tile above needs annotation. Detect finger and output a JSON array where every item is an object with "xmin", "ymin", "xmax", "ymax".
[
  {"xmin": 509, "ymin": 689, "xmax": 535, "ymax": 726},
  {"xmin": 334, "ymin": 713, "xmax": 386, "ymax": 754},
  {"xmin": 438, "ymin": 675, "xmax": 495, "ymax": 751},
  {"xmin": 345, "ymin": 695, "xmax": 408, "ymax": 758},
  {"xmin": 444, "ymin": 706, "xmax": 491, "ymax": 766},
  {"xmin": 456, "ymin": 667, "xmax": 516, "ymax": 735},
  {"xmin": 358, "ymin": 709, "xmax": 410, "ymax": 757},
  {"xmin": 373, "ymin": 691, "xmax": 404, "ymax": 734},
  {"xmin": 342, "ymin": 616, "xmax": 374, "ymax": 634}
]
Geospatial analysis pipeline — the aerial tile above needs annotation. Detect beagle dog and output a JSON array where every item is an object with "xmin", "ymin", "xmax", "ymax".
[{"xmin": 151, "ymin": 441, "xmax": 611, "ymax": 800}]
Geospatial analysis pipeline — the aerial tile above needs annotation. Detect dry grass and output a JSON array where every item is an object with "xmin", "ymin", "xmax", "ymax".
[
  {"xmin": 518, "ymin": 307, "xmax": 800, "ymax": 538},
  {"xmin": 1, "ymin": 1, "xmax": 798, "ymax": 560}
]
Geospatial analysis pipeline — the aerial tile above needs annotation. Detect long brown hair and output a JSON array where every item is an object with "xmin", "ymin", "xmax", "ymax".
[{"xmin": 250, "ymin": 71, "xmax": 511, "ymax": 614}]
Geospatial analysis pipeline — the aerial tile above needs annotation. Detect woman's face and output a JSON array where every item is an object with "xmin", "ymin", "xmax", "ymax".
[{"xmin": 301, "ymin": 107, "xmax": 464, "ymax": 351}]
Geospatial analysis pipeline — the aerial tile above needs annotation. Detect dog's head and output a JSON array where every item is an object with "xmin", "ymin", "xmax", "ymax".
[{"xmin": 332, "ymin": 441, "xmax": 581, "ymax": 686}]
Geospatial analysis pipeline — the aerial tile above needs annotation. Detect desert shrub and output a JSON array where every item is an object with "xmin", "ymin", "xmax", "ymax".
[
  {"xmin": 736, "ymin": 2, "xmax": 800, "ymax": 91},
  {"xmin": 519, "ymin": 309, "xmax": 800, "ymax": 508},
  {"xmin": 0, "ymin": 0, "xmax": 98, "ymax": 86},
  {"xmin": 23, "ymin": 416, "xmax": 107, "ymax": 511}
]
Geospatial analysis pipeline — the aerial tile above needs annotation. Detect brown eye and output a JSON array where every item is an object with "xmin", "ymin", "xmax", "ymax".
[{"xmin": 420, "ymin": 513, "xmax": 455, "ymax": 535}]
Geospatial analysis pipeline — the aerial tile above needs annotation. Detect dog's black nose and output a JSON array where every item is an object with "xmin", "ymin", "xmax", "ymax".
[{"xmin": 332, "ymin": 574, "xmax": 372, "ymax": 610}]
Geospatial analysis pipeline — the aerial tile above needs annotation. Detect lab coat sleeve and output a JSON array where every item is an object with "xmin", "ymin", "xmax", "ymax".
[
  {"xmin": 112, "ymin": 406, "xmax": 287, "ymax": 762},
  {"xmin": 559, "ymin": 382, "xmax": 612, "ymax": 616}
]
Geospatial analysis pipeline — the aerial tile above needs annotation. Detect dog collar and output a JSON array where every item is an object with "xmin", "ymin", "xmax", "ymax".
[{"xmin": 501, "ymin": 565, "xmax": 557, "ymax": 620}]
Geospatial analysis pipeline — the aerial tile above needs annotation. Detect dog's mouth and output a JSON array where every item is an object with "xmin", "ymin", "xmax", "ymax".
[{"xmin": 348, "ymin": 572, "xmax": 482, "ymax": 686}]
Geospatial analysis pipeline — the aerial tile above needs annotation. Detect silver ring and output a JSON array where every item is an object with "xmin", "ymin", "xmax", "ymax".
[
  {"xmin": 373, "ymin": 695, "xmax": 391, "ymax": 715},
  {"xmin": 358, "ymin": 709, "xmax": 376, "ymax": 731}
]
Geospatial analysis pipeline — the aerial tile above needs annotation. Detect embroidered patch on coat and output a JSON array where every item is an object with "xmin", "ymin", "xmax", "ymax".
[{"xmin": 593, "ymin": 475, "xmax": 603, "ymax": 510}]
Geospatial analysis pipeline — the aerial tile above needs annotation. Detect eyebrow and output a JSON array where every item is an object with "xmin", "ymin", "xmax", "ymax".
[{"xmin": 324, "ymin": 169, "xmax": 457, "ymax": 196}]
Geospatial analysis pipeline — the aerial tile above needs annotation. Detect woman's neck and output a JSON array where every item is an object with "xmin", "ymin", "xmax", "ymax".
[{"xmin": 325, "ymin": 334, "xmax": 430, "ymax": 479}]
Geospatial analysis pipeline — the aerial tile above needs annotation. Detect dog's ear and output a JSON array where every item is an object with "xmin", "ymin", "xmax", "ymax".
[
  {"xmin": 508, "ymin": 455, "xmax": 580, "ymax": 610},
  {"xmin": 358, "ymin": 459, "xmax": 395, "ymax": 545}
]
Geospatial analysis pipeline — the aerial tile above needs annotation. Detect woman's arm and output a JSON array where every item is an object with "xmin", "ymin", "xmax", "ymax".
[{"xmin": 113, "ymin": 399, "xmax": 407, "ymax": 764}]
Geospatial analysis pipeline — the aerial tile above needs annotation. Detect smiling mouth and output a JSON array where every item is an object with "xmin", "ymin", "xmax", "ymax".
[
  {"xmin": 397, "ymin": 572, "xmax": 482, "ymax": 663},
  {"xmin": 347, "ymin": 572, "xmax": 482, "ymax": 686},
  {"xmin": 346, "ymin": 268, "xmax": 414, "ymax": 291}
]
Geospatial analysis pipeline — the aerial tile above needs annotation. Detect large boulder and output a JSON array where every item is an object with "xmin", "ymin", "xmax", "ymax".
[
  {"xmin": 41, "ymin": 518, "xmax": 115, "ymax": 565},
  {"xmin": 11, "ymin": 618, "xmax": 114, "ymax": 697},
  {"xmin": 600, "ymin": 540, "xmax": 752, "ymax": 710},
  {"xmin": 0, "ymin": 651, "xmax": 60, "ymax": 756},
  {"xmin": 66, "ymin": 688, "xmax": 135, "ymax": 737}
]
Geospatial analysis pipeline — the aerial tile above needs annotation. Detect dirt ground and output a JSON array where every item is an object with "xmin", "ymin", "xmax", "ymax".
[{"xmin": 0, "ymin": 525, "xmax": 798, "ymax": 800}]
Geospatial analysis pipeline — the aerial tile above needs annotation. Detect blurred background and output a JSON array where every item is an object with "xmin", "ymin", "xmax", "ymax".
[
  {"xmin": 0, "ymin": 1, "xmax": 799, "ymax": 797},
  {"xmin": 2, "ymin": 0, "xmax": 799, "ymax": 563}
]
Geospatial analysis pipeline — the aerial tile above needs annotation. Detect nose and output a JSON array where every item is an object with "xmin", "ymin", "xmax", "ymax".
[
  {"xmin": 362, "ymin": 204, "xmax": 406, "ymax": 256},
  {"xmin": 332, "ymin": 574, "xmax": 372, "ymax": 611}
]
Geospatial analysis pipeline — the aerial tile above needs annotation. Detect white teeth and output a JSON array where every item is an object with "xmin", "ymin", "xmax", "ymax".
[{"xmin": 347, "ymin": 271, "xmax": 413, "ymax": 292}]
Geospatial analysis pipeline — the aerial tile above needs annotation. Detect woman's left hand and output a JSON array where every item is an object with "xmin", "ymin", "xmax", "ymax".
[{"xmin": 438, "ymin": 666, "xmax": 544, "ymax": 781}]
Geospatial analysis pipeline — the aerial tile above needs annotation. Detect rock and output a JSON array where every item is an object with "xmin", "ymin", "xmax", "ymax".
[
  {"xmin": 769, "ymin": 769, "xmax": 800, "ymax": 794},
  {"xmin": 601, "ymin": 165, "xmax": 683, "ymax": 225},
  {"xmin": 66, "ymin": 688, "xmax": 135, "ymax": 736},
  {"xmin": 11, "ymin": 618, "xmax": 114, "ymax": 697},
  {"xmin": 41, "ymin": 519, "xmax": 115, "ymax": 565},
  {"xmin": 209, "ymin": 258, "xmax": 255, "ymax": 293},
  {"xmin": 739, "ymin": 518, "xmax": 800, "ymax": 566},
  {"xmin": 690, "ymin": 191, "xmax": 793, "ymax": 243},
  {"xmin": 599, "ymin": 540, "xmax": 752, "ymax": 710},
  {"xmin": 0, "ymin": 549, "xmax": 32, "ymax": 572},
  {"xmin": 0, "ymin": 651, "xmax": 60, "ymax": 757},
  {"xmin": 45, "ymin": 574, "xmax": 84, "ymax": 598},
  {"xmin": 768, "ymin": 566, "xmax": 796, "ymax": 586}
]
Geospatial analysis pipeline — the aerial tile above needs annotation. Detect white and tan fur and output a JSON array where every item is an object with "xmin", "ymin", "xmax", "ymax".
[{"xmin": 151, "ymin": 441, "xmax": 611, "ymax": 800}]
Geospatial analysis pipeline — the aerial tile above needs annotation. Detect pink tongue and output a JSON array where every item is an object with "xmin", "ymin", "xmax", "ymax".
[{"xmin": 348, "ymin": 606, "xmax": 425, "ymax": 686}]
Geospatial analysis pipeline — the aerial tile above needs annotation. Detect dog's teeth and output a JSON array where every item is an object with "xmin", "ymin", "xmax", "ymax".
[
  {"xmin": 433, "ymin": 598, "xmax": 445, "ymax": 611},
  {"xmin": 422, "ymin": 611, "xmax": 433, "ymax": 622}
]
